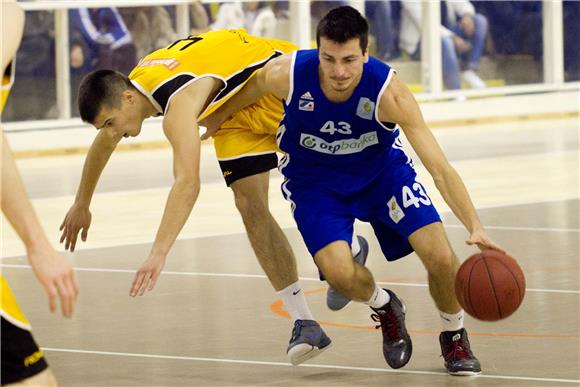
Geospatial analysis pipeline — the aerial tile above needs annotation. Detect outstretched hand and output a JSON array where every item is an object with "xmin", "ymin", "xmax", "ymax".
[
  {"xmin": 130, "ymin": 254, "xmax": 166, "ymax": 297},
  {"xmin": 466, "ymin": 228, "xmax": 505, "ymax": 253},
  {"xmin": 28, "ymin": 247, "xmax": 79, "ymax": 318},
  {"xmin": 60, "ymin": 204, "xmax": 92, "ymax": 252}
]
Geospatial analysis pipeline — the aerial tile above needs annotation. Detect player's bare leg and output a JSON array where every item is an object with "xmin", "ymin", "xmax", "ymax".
[
  {"xmin": 409, "ymin": 222, "xmax": 481, "ymax": 375},
  {"xmin": 5, "ymin": 369, "xmax": 58, "ymax": 387},
  {"xmin": 230, "ymin": 171, "xmax": 331, "ymax": 365}
]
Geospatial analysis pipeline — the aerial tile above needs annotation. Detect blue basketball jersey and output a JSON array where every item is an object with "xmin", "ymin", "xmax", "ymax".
[{"xmin": 277, "ymin": 49, "xmax": 413, "ymax": 195}]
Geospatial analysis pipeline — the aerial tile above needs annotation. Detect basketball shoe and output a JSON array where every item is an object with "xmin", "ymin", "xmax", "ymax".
[
  {"xmin": 287, "ymin": 320, "xmax": 332, "ymax": 365},
  {"xmin": 439, "ymin": 328, "xmax": 481, "ymax": 375},
  {"xmin": 370, "ymin": 289, "xmax": 413, "ymax": 369}
]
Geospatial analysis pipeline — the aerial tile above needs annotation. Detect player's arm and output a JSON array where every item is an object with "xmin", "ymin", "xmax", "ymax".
[
  {"xmin": 129, "ymin": 81, "xmax": 207, "ymax": 297},
  {"xmin": 201, "ymin": 53, "xmax": 292, "ymax": 139},
  {"xmin": 60, "ymin": 130, "xmax": 118, "ymax": 251},
  {"xmin": 1, "ymin": 132, "xmax": 79, "ymax": 318},
  {"xmin": 378, "ymin": 74, "xmax": 503, "ymax": 252}
]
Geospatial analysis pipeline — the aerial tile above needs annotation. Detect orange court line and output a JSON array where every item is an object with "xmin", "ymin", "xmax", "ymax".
[{"xmin": 270, "ymin": 286, "xmax": 580, "ymax": 340}]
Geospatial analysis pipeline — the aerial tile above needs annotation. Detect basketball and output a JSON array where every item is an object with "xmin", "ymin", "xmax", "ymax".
[{"xmin": 455, "ymin": 250, "xmax": 526, "ymax": 321}]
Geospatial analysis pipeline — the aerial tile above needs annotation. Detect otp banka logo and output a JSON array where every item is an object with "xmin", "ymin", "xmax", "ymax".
[{"xmin": 300, "ymin": 132, "xmax": 379, "ymax": 155}]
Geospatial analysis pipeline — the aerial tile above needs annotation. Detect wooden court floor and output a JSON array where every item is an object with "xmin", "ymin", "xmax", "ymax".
[{"xmin": 1, "ymin": 117, "xmax": 579, "ymax": 386}]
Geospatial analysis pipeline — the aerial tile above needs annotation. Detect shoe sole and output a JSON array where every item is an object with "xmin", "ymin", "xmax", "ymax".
[
  {"xmin": 288, "ymin": 342, "xmax": 333, "ymax": 366},
  {"xmin": 448, "ymin": 370, "xmax": 482, "ymax": 376}
]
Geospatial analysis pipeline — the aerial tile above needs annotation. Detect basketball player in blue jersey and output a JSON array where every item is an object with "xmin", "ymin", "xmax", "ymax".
[{"xmin": 204, "ymin": 6, "xmax": 504, "ymax": 376}]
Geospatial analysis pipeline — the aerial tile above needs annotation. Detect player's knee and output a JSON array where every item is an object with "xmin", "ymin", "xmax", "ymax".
[
  {"xmin": 422, "ymin": 246, "xmax": 456, "ymax": 275},
  {"xmin": 323, "ymin": 265, "xmax": 356, "ymax": 292},
  {"xmin": 233, "ymin": 190, "xmax": 268, "ymax": 219}
]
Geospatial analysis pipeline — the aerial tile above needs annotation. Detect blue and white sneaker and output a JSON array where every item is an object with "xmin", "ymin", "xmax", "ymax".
[
  {"xmin": 287, "ymin": 320, "xmax": 332, "ymax": 365},
  {"xmin": 326, "ymin": 235, "xmax": 369, "ymax": 311}
]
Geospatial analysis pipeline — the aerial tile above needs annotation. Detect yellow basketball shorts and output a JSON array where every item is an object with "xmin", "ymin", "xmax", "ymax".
[
  {"xmin": 0, "ymin": 276, "xmax": 49, "ymax": 384},
  {"xmin": 212, "ymin": 94, "xmax": 283, "ymax": 186}
]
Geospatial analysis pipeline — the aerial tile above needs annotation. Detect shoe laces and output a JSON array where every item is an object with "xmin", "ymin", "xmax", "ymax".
[
  {"xmin": 445, "ymin": 336, "xmax": 471, "ymax": 361},
  {"xmin": 289, "ymin": 320, "xmax": 303, "ymax": 343},
  {"xmin": 371, "ymin": 307, "xmax": 401, "ymax": 340}
]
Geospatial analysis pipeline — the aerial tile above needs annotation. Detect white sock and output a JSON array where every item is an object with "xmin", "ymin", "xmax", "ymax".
[
  {"xmin": 351, "ymin": 235, "xmax": 361, "ymax": 257},
  {"xmin": 365, "ymin": 285, "xmax": 391, "ymax": 309},
  {"xmin": 440, "ymin": 310, "xmax": 465, "ymax": 332},
  {"xmin": 277, "ymin": 281, "xmax": 314, "ymax": 322}
]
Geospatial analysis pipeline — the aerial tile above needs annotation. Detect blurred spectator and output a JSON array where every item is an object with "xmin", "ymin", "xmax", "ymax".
[
  {"xmin": 2, "ymin": 10, "xmax": 56, "ymax": 121},
  {"xmin": 70, "ymin": 7, "xmax": 136, "ymax": 75},
  {"xmin": 190, "ymin": 1, "xmax": 210, "ymax": 35},
  {"xmin": 211, "ymin": 1, "xmax": 276, "ymax": 38},
  {"xmin": 472, "ymin": 1, "xmax": 542, "ymax": 60},
  {"xmin": 563, "ymin": 1, "xmax": 580, "ymax": 81},
  {"xmin": 400, "ymin": 0, "xmax": 488, "ymax": 90},
  {"xmin": 311, "ymin": 1, "xmax": 398, "ymax": 61},
  {"xmin": 211, "ymin": 2, "xmax": 244, "ymax": 30},
  {"xmin": 123, "ymin": 7, "xmax": 178, "ymax": 61},
  {"xmin": 243, "ymin": 2, "xmax": 276, "ymax": 37}
]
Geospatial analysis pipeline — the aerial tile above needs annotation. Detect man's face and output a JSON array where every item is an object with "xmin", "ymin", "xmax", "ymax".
[
  {"xmin": 318, "ymin": 37, "xmax": 368, "ymax": 93},
  {"xmin": 93, "ymin": 91, "xmax": 143, "ymax": 141}
]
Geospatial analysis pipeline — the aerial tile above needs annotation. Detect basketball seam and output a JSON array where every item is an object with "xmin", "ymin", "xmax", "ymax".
[
  {"xmin": 465, "ymin": 258, "xmax": 479, "ymax": 317},
  {"xmin": 494, "ymin": 256, "xmax": 525, "ymax": 303},
  {"xmin": 482, "ymin": 254, "xmax": 502, "ymax": 319}
]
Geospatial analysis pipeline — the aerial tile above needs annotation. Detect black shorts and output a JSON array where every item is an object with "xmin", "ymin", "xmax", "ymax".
[
  {"xmin": 218, "ymin": 152, "xmax": 278, "ymax": 186},
  {"xmin": 1, "ymin": 316, "xmax": 48, "ymax": 385}
]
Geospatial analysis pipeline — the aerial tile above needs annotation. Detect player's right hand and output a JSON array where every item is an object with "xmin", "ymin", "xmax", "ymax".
[{"xmin": 59, "ymin": 204, "xmax": 92, "ymax": 252}]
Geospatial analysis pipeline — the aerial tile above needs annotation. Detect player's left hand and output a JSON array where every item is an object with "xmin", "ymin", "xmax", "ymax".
[
  {"xmin": 130, "ymin": 254, "xmax": 166, "ymax": 297},
  {"xmin": 200, "ymin": 111, "xmax": 230, "ymax": 140},
  {"xmin": 460, "ymin": 15, "xmax": 475, "ymax": 36},
  {"xmin": 466, "ymin": 228, "xmax": 505, "ymax": 253}
]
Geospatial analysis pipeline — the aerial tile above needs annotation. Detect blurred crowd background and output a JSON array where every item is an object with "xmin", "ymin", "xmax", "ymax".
[{"xmin": 3, "ymin": 0, "xmax": 579, "ymax": 122}]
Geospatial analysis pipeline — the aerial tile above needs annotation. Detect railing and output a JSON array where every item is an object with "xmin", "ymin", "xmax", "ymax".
[{"xmin": 7, "ymin": 0, "xmax": 579, "ymax": 130}]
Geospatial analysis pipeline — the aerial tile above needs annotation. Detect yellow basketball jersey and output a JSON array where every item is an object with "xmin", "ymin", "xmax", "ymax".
[
  {"xmin": 0, "ymin": 275, "xmax": 31, "ymax": 331},
  {"xmin": 129, "ymin": 29, "xmax": 297, "ymax": 133},
  {"xmin": 1, "ymin": 61, "xmax": 15, "ymax": 115}
]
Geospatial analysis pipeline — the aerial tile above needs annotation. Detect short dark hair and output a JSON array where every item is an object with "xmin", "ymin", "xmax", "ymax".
[
  {"xmin": 77, "ymin": 69, "xmax": 134, "ymax": 123},
  {"xmin": 316, "ymin": 5, "xmax": 369, "ymax": 53}
]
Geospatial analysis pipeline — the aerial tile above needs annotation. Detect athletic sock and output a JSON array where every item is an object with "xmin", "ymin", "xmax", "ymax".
[
  {"xmin": 351, "ymin": 235, "xmax": 361, "ymax": 257},
  {"xmin": 365, "ymin": 285, "xmax": 391, "ymax": 309},
  {"xmin": 439, "ymin": 310, "xmax": 465, "ymax": 332},
  {"xmin": 277, "ymin": 281, "xmax": 314, "ymax": 321}
]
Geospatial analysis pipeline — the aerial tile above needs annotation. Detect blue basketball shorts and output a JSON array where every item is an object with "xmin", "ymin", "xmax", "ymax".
[{"xmin": 281, "ymin": 166, "xmax": 442, "ymax": 261}]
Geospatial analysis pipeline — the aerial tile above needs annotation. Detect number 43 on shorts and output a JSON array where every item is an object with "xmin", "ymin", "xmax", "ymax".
[{"xmin": 387, "ymin": 181, "xmax": 432, "ymax": 224}]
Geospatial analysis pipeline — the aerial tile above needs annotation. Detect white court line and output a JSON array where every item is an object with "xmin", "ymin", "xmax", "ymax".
[
  {"xmin": 446, "ymin": 224, "xmax": 579, "ymax": 233},
  {"xmin": 2, "ymin": 264, "xmax": 578, "ymax": 294},
  {"xmin": 42, "ymin": 347, "xmax": 580, "ymax": 384},
  {"xmin": 1, "ymin": 221, "xmax": 578, "ymax": 261}
]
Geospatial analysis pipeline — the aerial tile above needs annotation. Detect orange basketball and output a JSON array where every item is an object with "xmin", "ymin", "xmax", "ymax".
[{"xmin": 455, "ymin": 250, "xmax": 526, "ymax": 321}]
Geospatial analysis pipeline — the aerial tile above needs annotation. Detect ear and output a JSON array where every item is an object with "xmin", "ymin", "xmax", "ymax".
[
  {"xmin": 122, "ymin": 89, "xmax": 136, "ymax": 104},
  {"xmin": 363, "ymin": 48, "xmax": 370, "ymax": 63}
]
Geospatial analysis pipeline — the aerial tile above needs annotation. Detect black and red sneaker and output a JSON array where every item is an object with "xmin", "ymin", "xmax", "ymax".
[
  {"xmin": 439, "ymin": 328, "xmax": 482, "ymax": 375},
  {"xmin": 370, "ymin": 289, "xmax": 412, "ymax": 369}
]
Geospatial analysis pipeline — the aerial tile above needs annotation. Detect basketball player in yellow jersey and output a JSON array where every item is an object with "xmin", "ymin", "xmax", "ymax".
[
  {"xmin": 59, "ymin": 29, "xmax": 333, "ymax": 365},
  {"xmin": 1, "ymin": 1, "xmax": 79, "ymax": 385}
]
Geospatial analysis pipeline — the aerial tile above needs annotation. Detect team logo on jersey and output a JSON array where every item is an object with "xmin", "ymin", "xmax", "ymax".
[
  {"xmin": 387, "ymin": 196, "xmax": 405, "ymax": 223},
  {"xmin": 356, "ymin": 97, "xmax": 375, "ymax": 120},
  {"xmin": 300, "ymin": 132, "xmax": 378, "ymax": 155},
  {"xmin": 299, "ymin": 100, "xmax": 314, "ymax": 111},
  {"xmin": 299, "ymin": 91, "xmax": 315, "ymax": 111},
  {"xmin": 137, "ymin": 58, "xmax": 181, "ymax": 71}
]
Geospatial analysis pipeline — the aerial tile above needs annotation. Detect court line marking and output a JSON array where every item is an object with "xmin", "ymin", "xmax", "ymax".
[
  {"xmin": 1, "ymin": 264, "xmax": 578, "ymax": 294},
  {"xmin": 1, "ymin": 218, "xmax": 578, "ymax": 262},
  {"xmin": 445, "ymin": 224, "xmax": 579, "ymax": 233},
  {"xmin": 41, "ymin": 347, "xmax": 580, "ymax": 384}
]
